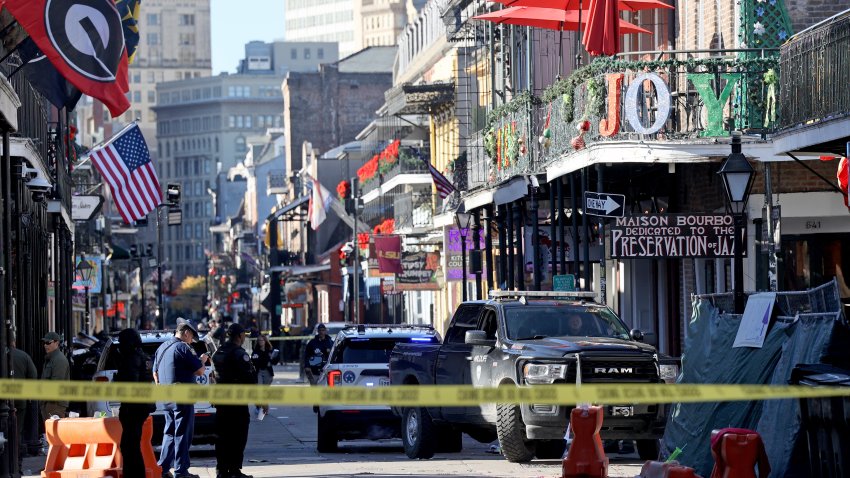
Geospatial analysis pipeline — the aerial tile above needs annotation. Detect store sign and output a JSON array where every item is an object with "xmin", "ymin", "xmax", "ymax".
[
  {"xmin": 445, "ymin": 226, "xmax": 486, "ymax": 281},
  {"xmin": 610, "ymin": 214, "xmax": 737, "ymax": 259},
  {"xmin": 396, "ymin": 251, "xmax": 441, "ymax": 291},
  {"xmin": 73, "ymin": 255, "xmax": 103, "ymax": 293}
]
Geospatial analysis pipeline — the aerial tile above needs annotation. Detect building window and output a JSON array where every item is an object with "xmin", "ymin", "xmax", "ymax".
[
  {"xmin": 318, "ymin": 48, "xmax": 324, "ymax": 59},
  {"xmin": 133, "ymin": 73, "xmax": 141, "ymax": 83},
  {"xmin": 147, "ymin": 33, "xmax": 158, "ymax": 45},
  {"xmin": 147, "ymin": 90, "xmax": 155, "ymax": 103},
  {"xmin": 303, "ymin": 48, "xmax": 311, "ymax": 59},
  {"xmin": 195, "ymin": 224, "xmax": 203, "ymax": 239},
  {"xmin": 291, "ymin": 49, "xmax": 297, "ymax": 59},
  {"xmin": 146, "ymin": 13, "xmax": 158, "ymax": 25},
  {"xmin": 228, "ymin": 116, "xmax": 236, "ymax": 128},
  {"xmin": 133, "ymin": 91, "xmax": 141, "ymax": 102},
  {"xmin": 178, "ymin": 14, "xmax": 195, "ymax": 26},
  {"xmin": 244, "ymin": 115, "xmax": 252, "ymax": 128}
]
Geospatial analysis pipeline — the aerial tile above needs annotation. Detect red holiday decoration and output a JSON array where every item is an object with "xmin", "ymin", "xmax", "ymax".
[
  {"xmin": 357, "ymin": 233, "xmax": 370, "ymax": 250},
  {"xmin": 373, "ymin": 219, "xmax": 395, "ymax": 235}
]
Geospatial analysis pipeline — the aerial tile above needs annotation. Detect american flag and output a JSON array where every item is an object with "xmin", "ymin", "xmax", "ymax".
[
  {"xmin": 89, "ymin": 124, "xmax": 162, "ymax": 223},
  {"xmin": 412, "ymin": 147, "xmax": 456, "ymax": 199}
]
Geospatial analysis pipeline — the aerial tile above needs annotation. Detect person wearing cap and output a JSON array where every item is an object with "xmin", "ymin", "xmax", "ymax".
[
  {"xmin": 40, "ymin": 331, "xmax": 70, "ymax": 421},
  {"xmin": 153, "ymin": 322, "xmax": 210, "ymax": 478},
  {"xmin": 304, "ymin": 324, "xmax": 333, "ymax": 385},
  {"xmin": 212, "ymin": 323, "xmax": 260, "ymax": 478}
]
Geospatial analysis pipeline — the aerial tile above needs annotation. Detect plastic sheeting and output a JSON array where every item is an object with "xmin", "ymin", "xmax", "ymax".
[{"xmin": 661, "ymin": 281, "xmax": 846, "ymax": 477}]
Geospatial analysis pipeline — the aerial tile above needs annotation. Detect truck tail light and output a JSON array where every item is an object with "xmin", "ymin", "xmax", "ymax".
[
  {"xmin": 94, "ymin": 376, "xmax": 109, "ymax": 382},
  {"xmin": 328, "ymin": 370, "xmax": 342, "ymax": 387}
]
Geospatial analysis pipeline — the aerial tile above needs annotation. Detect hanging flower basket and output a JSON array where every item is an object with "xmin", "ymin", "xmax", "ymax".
[
  {"xmin": 336, "ymin": 180, "xmax": 351, "ymax": 200},
  {"xmin": 373, "ymin": 219, "xmax": 395, "ymax": 235}
]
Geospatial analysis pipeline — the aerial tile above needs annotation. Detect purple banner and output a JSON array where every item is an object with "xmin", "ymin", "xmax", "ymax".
[{"xmin": 444, "ymin": 226, "xmax": 486, "ymax": 281}]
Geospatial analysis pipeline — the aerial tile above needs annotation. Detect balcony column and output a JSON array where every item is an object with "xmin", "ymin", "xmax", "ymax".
[
  {"xmin": 496, "ymin": 205, "xmax": 507, "ymax": 290},
  {"xmin": 472, "ymin": 211, "xmax": 482, "ymax": 300},
  {"xmin": 550, "ymin": 182, "xmax": 557, "ymax": 278},
  {"xmin": 506, "ymin": 203, "xmax": 514, "ymax": 291},
  {"xmin": 581, "ymin": 169, "xmax": 591, "ymax": 291},
  {"xmin": 484, "ymin": 205, "xmax": 495, "ymax": 293},
  {"xmin": 570, "ymin": 173, "xmax": 580, "ymax": 277},
  {"xmin": 558, "ymin": 177, "xmax": 566, "ymax": 274},
  {"xmin": 531, "ymin": 188, "xmax": 541, "ymax": 290},
  {"xmin": 514, "ymin": 200, "xmax": 525, "ymax": 291}
]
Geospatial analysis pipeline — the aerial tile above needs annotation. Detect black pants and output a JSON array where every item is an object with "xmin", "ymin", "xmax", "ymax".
[
  {"xmin": 119, "ymin": 405, "xmax": 152, "ymax": 478},
  {"xmin": 215, "ymin": 405, "xmax": 250, "ymax": 474}
]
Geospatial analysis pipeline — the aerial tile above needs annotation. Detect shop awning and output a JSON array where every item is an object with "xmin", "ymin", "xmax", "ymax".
[
  {"xmin": 269, "ymin": 195, "xmax": 309, "ymax": 222},
  {"xmin": 267, "ymin": 264, "xmax": 331, "ymax": 275},
  {"xmin": 464, "ymin": 176, "xmax": 530, "ymax": 210},
  {"xmin": 385, "ymin": 82, "xmax": 455, "ymax": 116}
]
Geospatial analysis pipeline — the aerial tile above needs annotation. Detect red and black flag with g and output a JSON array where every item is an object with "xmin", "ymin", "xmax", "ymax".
[{"xmin": 5, "ymin": 0, "xmax": 131, "ymax": 116}]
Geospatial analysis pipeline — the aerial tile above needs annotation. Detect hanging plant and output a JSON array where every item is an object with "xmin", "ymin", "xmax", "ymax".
[
  {"xmin": 357, "ymin": 233, "xmax": 370, "ymax": 251},
  {"xmin": 336, "ymin": 180, "xmax": 351, "ymax": 200},
  {"xmin": 373, "ymin": 219, "xmax": 395, "ymax": 235},
  {"xmin": 484, "ymin": 129, "xmax": 497, "ymax": 160}
]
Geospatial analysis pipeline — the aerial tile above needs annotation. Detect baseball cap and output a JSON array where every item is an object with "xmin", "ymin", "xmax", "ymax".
[
  {"xmin": 176, "ymin": 322, "xmax": 199, "ymax": 340},
  {"xmin": 317, "ymin": 323, "xmax": 327, "ymax": 331},
  {"xmin": 42, "ymin": 331, "xmax": 61, "ymax": 343},
  {"xmin": 227, "ymin": 323, "xmax": 246, "ymax": 338}
]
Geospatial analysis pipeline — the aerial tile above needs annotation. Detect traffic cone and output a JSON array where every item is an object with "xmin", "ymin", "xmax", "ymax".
[{"xmin": 562, "ymin": 405, "xmax": 608, "ymax": 478}]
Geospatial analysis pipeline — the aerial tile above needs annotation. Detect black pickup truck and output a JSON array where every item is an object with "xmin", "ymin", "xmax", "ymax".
[{"xmin": 389, "ymin": 292, "xmax": 678, "ymax": 463}]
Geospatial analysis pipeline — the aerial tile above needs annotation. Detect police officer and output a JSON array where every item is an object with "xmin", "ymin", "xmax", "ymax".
[
  {"xmin": 153, "ymin": 322, "xmax": 209, "ymax": 478},
  {"xmin": 304, "ymin": 324, "xmax": 333, "ymax": 385},
  {"xmin": 115, "ymin": 328, "xmax": 156, "ymax": 478},
  {"xmin": 212, "ymin": 323, "xmax": 261, "ymax": 478}
]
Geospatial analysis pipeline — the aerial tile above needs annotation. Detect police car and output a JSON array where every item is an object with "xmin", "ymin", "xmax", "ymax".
[
  {"xmin": 88, "ymin": 330, "xmax": 217, "ymax": 446},
  {"xmin": 315, "ymin": 324, "xmax": 440, "ymax": 452}
]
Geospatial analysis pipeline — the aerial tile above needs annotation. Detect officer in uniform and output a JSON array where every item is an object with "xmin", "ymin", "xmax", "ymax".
[{"xmin": 212, "ymin": 323, "xmax": 262, "ymax": 478}]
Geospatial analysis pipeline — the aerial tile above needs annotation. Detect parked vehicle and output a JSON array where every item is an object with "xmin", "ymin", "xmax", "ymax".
[
  {"xmin": 88, "ymin": 330, "xmax": 217, "ymax": 446},
  {"xmin": 389, "ymin": 291, "xmax": 679, "ymax": 463},
  {"xmin": 315, "ymin": 324, "xmax": 440, "ymax": 452}
]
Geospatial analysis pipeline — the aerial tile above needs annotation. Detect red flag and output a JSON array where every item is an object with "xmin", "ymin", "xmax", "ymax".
[
  {"xmin": 837, "ymin": 157, "xmax": 850, "ymax": 211},
  {"xmin": 375, "ymin": 235, "xmax": 403, "ymax": 274},
  {"xmin": 5, "ymin": 0, "xmax": 131, "ymax": 116}
]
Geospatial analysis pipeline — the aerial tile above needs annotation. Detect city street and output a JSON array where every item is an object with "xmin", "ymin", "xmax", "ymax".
[{"xmin": 23, "ymin": 365, "xmax": 644, "ymax": 477}]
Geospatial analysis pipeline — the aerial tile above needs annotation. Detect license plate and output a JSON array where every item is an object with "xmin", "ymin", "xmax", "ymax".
[
  {"xmin": 379, "ymin": 378, "xmax": 391, "ymax": 386},
  {"xmin": 611, "ymin": 406, "xmax": 634, "ymax": 417}
]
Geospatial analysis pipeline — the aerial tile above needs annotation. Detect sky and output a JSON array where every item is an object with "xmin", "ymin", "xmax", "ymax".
[{"xmin": 210, "ymin": 0, "xmax": 286, "ymax": 74}]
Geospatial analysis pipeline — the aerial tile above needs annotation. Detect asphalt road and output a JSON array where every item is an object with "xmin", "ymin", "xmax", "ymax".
[{"xmin": 24, "ymin": 364, "xmax": 646, "ymax": 477}]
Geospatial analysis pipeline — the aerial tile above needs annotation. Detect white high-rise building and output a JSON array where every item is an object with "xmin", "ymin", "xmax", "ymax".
[{"xmin": 284, "ymin": 0, "xmax": 357, "ymax": 58}]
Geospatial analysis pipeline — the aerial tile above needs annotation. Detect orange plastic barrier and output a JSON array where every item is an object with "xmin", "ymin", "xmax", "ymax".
[
  {"xmin": 42, "ymin": 416, "xmax": 162, "ymax": 478},
  {"xmin": 709, "ymin": 428, "xmax": 770, "ymax": 478},
  {"xmin": 562, "ymin": 406, "xmax": 608, "ymax": 478},
  {"xmin": 638, "ymin": 460, "xmax": 703, "ymax": 478}
]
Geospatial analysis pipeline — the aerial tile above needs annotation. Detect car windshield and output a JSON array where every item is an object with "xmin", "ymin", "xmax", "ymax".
[
  {"xmin": 332, "ymin": 337, "xmax": 437, "ymax": 364},
  {"xmin": 102, "ymin": 340, "xmax": 208, "ymax": 371},
  {"xmin": 504, "ymin": 305, "xmax": 630, "ymax": 340}
]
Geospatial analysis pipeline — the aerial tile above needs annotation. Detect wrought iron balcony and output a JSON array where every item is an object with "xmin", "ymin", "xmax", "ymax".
[
  {"xmin": 359, "ymin": 145, "xmax": 431, "ymax": 197},
  {"xmin": 778, "ymin": 13, "xmax": 850, "ymax": 132},
  {"xmin": 393, "ymin": 187, "xmax": 434, "ymax": 233},
  {"xmin": 467, "ymin": 49, "xmax": 780, "ymax": 191}
]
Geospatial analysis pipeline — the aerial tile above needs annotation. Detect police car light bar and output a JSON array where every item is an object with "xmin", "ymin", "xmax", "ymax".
[{"xmin": 488, "ymin": 290, "xmax": 599, "ymax": 300}]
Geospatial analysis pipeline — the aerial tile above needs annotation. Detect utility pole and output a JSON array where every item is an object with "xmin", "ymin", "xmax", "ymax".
[
  {"xmin": 353, "ymin": 180, "xmax": 361, "ymax": 324},
  {"xmin": 156, "ymin": 206, "xmax": 164, "ymax": 329}
]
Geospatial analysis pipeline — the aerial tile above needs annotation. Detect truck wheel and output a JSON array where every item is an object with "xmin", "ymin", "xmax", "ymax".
[
  {"xmin": 636, "ymin": 439, "xmax": 660, "ymax": 460},
  {"xmin": 496, "ymin": 403, "xmax": 536, "ymax": 463},
  {"xmin": 316, "ymin": 414, "xmax": 338, "ymax": 453},
  {"xmin": 402, "ymin": 407, "xmax": 436, "ymax": 459},
  {"xmin": 535, "ymin": 439, "xmax": 566, "ymax": 459},
  {"xmin": 435, "ymin": 426, "xmax": 463, "ymax": 453}
]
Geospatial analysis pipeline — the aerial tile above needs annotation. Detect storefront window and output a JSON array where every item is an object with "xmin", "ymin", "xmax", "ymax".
[{"xmin": 782, "ymin": 234, "xmax": 850, "ymax": 299}]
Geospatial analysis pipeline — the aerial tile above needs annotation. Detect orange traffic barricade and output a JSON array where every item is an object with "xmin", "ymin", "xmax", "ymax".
[
  {"xmin": 709, "ymin": 428, "xmax": 770, "ymax": 478},
  {"xmin": 42, "ymin": 416, "xmax": 161, "ymax": 478},
  {"xmin": 562, "ymin": 405, "xmax": 608, "ymax": 478}
]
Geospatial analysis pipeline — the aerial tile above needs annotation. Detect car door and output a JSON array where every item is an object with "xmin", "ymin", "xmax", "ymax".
[
  {"xmin": 435, "ymin": 303, "xmax": 483, "ymax": 421},
  {"xmin": 471, "ymin": 307, "xmax": 499, "ymax": 422}
]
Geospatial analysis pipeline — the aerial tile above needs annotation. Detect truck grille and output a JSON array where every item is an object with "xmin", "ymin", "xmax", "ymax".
[{"xmin": 580, "ymin": 358, "xmax": 658, "ymax": 383}]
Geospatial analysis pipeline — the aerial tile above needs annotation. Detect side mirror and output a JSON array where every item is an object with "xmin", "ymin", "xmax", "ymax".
[
  {"xmin": 465, "ymin": 330, "xmax": 496, "ymax": 347},
  {"xmin": 630, "ymin": 329, "xmax": 644, "ymax": 341}
]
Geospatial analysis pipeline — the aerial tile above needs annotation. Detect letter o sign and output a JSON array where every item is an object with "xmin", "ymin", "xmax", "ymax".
[{"xmin": 624, "ymin": 73, "xmax": 672, "ymax": 135}]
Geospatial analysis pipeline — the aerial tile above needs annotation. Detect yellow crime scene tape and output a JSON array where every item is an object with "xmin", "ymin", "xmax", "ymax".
[{"xmin": 0, "ymin": 380, "xmax": 848, "ymax": 407}]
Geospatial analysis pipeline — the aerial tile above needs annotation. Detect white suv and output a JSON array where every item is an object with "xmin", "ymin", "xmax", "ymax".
[
  {"xmin": 315, "ymin": 324, "xmax": 440, "ymax": 452},
  {"xmin": 89, "ymin": 331, "xmax": 217, "ymax": 445}
]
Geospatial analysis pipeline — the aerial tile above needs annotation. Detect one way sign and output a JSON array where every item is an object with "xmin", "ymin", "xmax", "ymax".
[{"xmin": 584, "ymin": 192, "xmax": 626, "ymax": 218}]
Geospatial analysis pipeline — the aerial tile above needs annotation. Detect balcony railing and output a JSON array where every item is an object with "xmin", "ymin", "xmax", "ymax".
[
  {"xmin": 468, "ymin": 49, "xmax": 779, "ymax": 191},
  {"xmin": 778, "ymin": 13, "xmax": 850, "ymax": 130},
  {"xmin": 267, "ymin": 170, "xmax": 288, "ymax": 195},
  {"xmin": 393, "ymin": 187, "xmax": 434, "ymax": 232},
  {"xmin": 6, "ymin": 64, "xmax": 50, "ymax": 167}
]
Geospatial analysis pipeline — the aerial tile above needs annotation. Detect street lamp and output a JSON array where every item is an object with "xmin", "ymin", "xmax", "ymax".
[
  {"xmin": 77, "ymin": 254, "xmax": 94, "ymax": 334},
  {"xmin": 717, "ymin": 131, "xmax": 755, "ymax": 313},
  {"xmin": 455, "ymin": 204, "xmax": 472, "ymax": 302}
]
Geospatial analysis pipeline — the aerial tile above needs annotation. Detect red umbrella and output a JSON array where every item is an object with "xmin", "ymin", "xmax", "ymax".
[
  {"xmin": 582, "ymin": 0, "xmax": 622, "ymax": 56},
  {"xmin": 493, "ymin": 0, "xmax": 673, "ymax": 12},
  {"xmin": 473, "ymin": 7, "xmax": 651, "ymax": 34}
]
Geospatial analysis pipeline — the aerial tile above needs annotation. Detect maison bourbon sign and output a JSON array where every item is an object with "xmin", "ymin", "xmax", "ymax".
[{"xmin": 611, "ymin": 214, "xmax": 738, "ymax": 259}]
